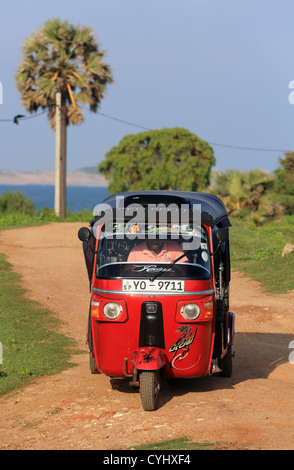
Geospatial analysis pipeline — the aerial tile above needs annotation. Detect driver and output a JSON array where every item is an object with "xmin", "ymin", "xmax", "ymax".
[{"xmin": 127, "ymin": 238, "xmax": 188, "ymax": 263}]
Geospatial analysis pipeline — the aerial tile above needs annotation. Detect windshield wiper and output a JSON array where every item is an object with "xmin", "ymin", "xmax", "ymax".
[{"xmin": 150, "ymin": 250, "xmax": 194, "ymax": 282}]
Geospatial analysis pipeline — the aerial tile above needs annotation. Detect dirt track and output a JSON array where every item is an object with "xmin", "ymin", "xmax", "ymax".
[{"xmin": 0, "ymin": 222, "xmax": 294, "ymax": 450}]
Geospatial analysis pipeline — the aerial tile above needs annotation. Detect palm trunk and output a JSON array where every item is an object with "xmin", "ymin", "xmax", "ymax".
[{"xmin": 54, "ymin": 92, "xmax": 67, "ymax": 218}]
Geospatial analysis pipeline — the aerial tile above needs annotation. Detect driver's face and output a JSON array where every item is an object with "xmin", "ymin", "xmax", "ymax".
[{"xmin": 147, "ymin": 239, "xmax": 164, "ymax": 254}]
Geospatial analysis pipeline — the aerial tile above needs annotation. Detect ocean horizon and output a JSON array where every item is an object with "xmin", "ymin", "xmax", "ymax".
[{"xmin": 0, "ymin": 184, "xmax": 109, "ymax": 212}]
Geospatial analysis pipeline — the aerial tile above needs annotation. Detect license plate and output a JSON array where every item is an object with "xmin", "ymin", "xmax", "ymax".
[{"xmin": 122, "ymin": 279, "xmax": 185, "ymax": 293}]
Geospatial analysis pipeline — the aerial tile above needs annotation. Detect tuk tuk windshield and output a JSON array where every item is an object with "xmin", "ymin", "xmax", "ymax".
[{"xmin": 96, "ymin": 223, "xmax": 211, "ymax": 280}]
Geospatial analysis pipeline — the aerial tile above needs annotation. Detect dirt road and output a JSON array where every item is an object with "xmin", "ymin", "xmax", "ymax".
[{"xmin": 0, "ymin": 223, "xmax": 293, "ymax": 450}]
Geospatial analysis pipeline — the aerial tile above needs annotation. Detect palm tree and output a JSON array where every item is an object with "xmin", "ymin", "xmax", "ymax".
[
  {"xmin": 15, "ymin": 18, "xmax": 113, "ymax": 217},
  {"xmin": 212, "ymin": 168, "xmax": 274, "ymax": 214}
]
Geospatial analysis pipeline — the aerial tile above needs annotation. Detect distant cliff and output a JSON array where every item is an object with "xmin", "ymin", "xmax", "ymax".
[{"xmin": 0, "ymin": 168, "xmax": 107, "ymax": 186}]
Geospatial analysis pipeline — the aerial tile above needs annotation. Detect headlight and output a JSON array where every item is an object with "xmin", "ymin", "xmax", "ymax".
[
  {"xmin": 180, "ymin": 303, "xmax": 201, "ymax": 320},
  {"xmin": 103, "ymin": 302, "xmax": 122, "ymax": 320}
]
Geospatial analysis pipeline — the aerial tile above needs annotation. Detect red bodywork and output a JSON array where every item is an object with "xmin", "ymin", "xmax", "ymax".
[{"xmin": 87, "ymin": 224, "xmax": 229, "ymax": 380}]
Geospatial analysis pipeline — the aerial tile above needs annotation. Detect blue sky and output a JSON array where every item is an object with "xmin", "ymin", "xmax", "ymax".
[{"xmin": 1, "ymin": 0, "xmax": 294, "ymax": 173}]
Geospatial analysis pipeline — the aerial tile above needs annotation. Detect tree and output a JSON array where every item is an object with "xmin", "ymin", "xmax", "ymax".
[
  {"xmin": 273, "ymin": 151, "xmax": 294, "ymax": 214},
  {"xmin": 274, "ymin": 151, "xmax": 294, "ymax": 195},
  {"xmin": 98, "ymin": 128, "xmax": 215, "ymax": 193},
  {"xmin": 211, "ymin": 168, "xmax": 283, "ymax": 224},
  {"xmin": 212, "ymin": 168, "xmax": 274, "ymax": 210},
  {"xmin": 15, "ymin": 18, "xmax": 113, "ymax": 217}
]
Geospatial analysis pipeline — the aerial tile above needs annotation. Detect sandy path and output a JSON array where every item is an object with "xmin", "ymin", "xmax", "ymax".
[{"xmin": 0, "ymin": 222, "xmax": 293, "ymax": 450}]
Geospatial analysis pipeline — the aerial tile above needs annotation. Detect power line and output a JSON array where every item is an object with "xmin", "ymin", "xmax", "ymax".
[
  {"xmin": 0, "ymin": 110, "xmax": 47, "ymax": 123},
  {"xmin": 97, "ymin": 111, "xmax": 150, "ymax": 131},
  {"xmin": 207, "ymin": 142, "xmax": 289, "ymax": 153},
  {"xmin": 95, "ymin": 111, "xmax": 289, "ymax": 153},
  {"xmin": 0, "ymin": 107, "xmax": 290, "ymax": 153},
  {"xmin": 19, "ymin": 110, "xmax": 47, "ymax": 121}
]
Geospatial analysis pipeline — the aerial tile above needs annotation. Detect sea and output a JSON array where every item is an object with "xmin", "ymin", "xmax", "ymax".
[{"xmin": 0, "ymin": 184, "xmax": 109, "ymax": 212}]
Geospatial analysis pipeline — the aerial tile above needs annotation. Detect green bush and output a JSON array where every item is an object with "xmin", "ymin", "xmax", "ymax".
[{"xmin": 0, "ymin": 190, "xmax": 36, "ymax": 216}]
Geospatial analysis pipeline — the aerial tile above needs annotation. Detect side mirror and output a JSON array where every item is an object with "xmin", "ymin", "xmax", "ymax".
[
  {"xmin": 216, "ymin": 228, "xmax": 228, "ymax": 243},
  {"xmin": 78, "ymin": 227, "xmax": 91, "ymax": 242}
]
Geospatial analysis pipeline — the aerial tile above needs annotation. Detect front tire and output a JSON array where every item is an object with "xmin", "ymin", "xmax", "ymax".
[
  {"xmin": 89, "ymin": 352, "xmax": 99, "ymax": 374},
  {"xmin": 140, "ymin": 371, "xmax": 160, "ymax": 411},
  {"xmin": 218, "ymin": 345, "xmax": 233, "ymax": 377}
]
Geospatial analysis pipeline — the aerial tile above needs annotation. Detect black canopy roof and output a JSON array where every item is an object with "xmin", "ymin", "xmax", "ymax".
[{"xmin": 92, "ymin": 191, "xmax": 231, "ymax": 228}]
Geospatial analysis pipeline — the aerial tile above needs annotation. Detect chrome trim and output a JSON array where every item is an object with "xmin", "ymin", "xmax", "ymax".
[{"xmin": 92, "ymin": 287, "xmax": 215, "ymax": 296}]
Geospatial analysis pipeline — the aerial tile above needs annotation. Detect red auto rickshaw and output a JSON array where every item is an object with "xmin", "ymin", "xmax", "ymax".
[{"xmin": 78, "ymin": 191, "xmax": 235, "ymax": 411}]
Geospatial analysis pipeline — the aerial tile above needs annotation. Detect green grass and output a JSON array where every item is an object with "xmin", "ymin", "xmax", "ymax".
[
  {"xmin": 230, "ymin": 215, "xmax": 294, "ymax": 293},
  {"xmin": 131, "ymin": 436, "xmax": 215, "ymax": 450},
  {"xmin": 0, "ymin": 253, "xmax": 80, "ymax": 396}
]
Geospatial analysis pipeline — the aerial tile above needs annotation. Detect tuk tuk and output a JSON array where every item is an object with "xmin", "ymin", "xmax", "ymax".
[{"xmin": 78, "ymin": 191, "xmax": 235, "ymax": 411}]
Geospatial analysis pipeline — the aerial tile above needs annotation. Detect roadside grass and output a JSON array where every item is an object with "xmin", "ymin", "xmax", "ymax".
[
  {"xmin": 131, "ymin": 436, "xmax": 216, "ymax": 451},
  {"xmin": 0, "ymin": 253, "xmax": 80, "ymax": 396},
  {"xmin": 230, "ymin": 215, "xmax": 294, "ymax": 294}
]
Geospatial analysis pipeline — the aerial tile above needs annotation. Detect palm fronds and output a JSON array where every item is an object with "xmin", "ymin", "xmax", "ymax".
[{"xmin": 15, "ymin": 18, "xmax": 113, "ymax": 129}]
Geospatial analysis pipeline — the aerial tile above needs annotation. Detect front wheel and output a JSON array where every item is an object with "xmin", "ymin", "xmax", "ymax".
[
  {"xmin": 140, "ymin": 371, "xmax": 160, "ymax": 411},
  {"xmin": 89, "ymin": 352, "xmax": 99, "ymax": 374},
  {"xmin": 218, "ymin": 345, "xmax": 233, "ymax": 377}
]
